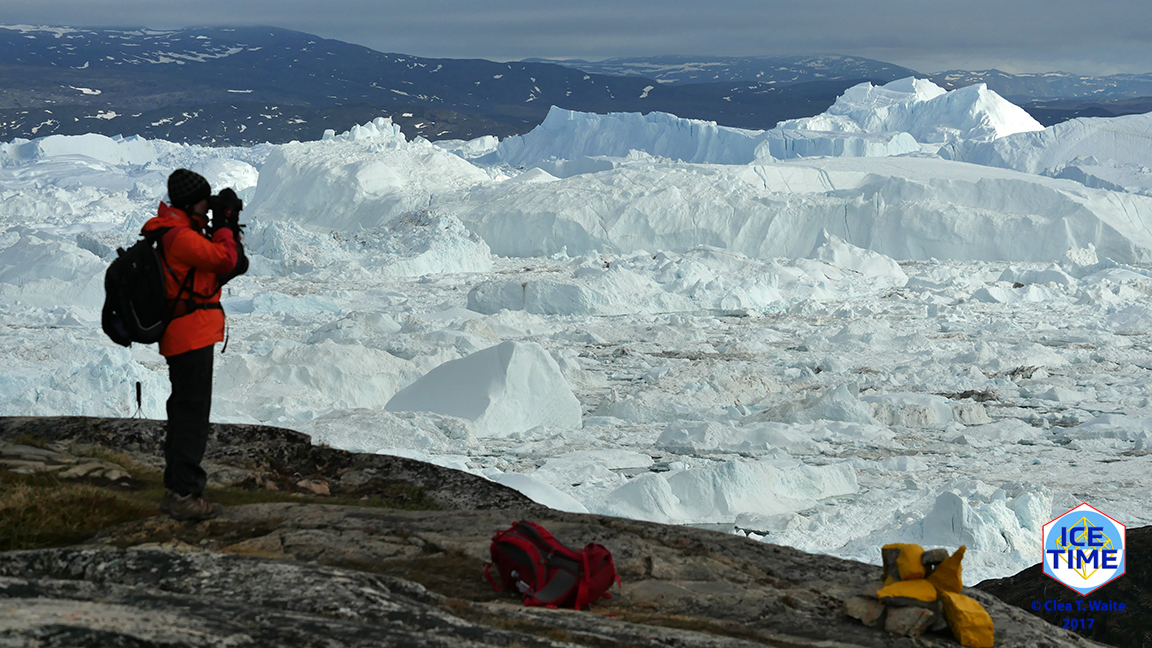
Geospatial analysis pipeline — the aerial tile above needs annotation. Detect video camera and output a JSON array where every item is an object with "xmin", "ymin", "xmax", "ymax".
[
  {"xmin": 208, "ymin": 188, "xmax": 243, "ymax": 216},
  {"xmin": 207, "ymin": 188, "xmax": 244, "ymax": 238}
]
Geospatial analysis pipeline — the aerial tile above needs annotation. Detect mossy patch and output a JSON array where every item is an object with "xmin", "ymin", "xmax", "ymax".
[
  {"xmin": 11, "ymin": 433, "xmax": 50, "ymax": 449},
  {"xmin": 0, "ymin": 471, "xmax": 159, "ymax": 551},
  {"xmin": 334, "ymin": 550, "xmax": 504, "ymax": 602},
  {"xmin": 1, "ymin": 442, "xmax": 440, "ymax": 552},
  {"xmin": 224, "ymin": 481, "xmax": 440, "ymax": 511}
]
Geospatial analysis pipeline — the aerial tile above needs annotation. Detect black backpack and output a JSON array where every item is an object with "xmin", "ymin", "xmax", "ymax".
[
  {"xmin": 102, "ymin": 224, "xmax": 243, "ymax": 347},
  {"xmin": 102, "ymin": 228, "xmax": 186, "ymax": 347}
]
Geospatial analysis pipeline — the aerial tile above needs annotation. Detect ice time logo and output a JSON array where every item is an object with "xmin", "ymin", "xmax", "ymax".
[{"xmin": 1042, "ymin": 503, "xmax": 1126, "ymax": 596}]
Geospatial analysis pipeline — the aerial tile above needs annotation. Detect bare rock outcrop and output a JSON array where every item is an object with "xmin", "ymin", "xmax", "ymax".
[
  {"xmin": 0, "ymin": 416, "xmax": 537, "ymax": 511},
  {"xmin": 0, "ymin": 416, "xmax": 1109, "ymax": 648}
]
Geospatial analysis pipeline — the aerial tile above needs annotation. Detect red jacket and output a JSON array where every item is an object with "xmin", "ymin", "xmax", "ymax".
[{"xmin": 142, "ymin": 202, "xmax": 238, "ymax": 357}]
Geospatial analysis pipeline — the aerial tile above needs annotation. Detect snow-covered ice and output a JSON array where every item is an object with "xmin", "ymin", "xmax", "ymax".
[
  {"xmin": 385, "ymin": 340, "xmax": 583, "ymax": 437},
  {"xmin": 4, "ymin": 80, "xmax": 1152, "ymax": 585},
  {"xmin": 951, "ymin": 112, "xmax": 1152, "ymax": 195},
  {"xmin": 774, "ymin": 78, "xmax": 1044, "ymax": 147}
]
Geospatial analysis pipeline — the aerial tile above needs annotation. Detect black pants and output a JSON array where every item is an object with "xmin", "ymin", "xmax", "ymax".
[{"xmin": 164, "ymin": 344, "xmax": 214, "ymax": 496}]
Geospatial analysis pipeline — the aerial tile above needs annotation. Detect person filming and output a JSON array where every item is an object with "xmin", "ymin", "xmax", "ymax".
[{"xmin": 141, "ymin": 168, "xmax": 248, "ymax": 521}]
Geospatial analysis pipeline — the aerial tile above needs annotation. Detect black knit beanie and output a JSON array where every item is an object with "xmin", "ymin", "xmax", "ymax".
[{"xmin": 167, "ymin": 169, "xmax": 211, "ymax": 210}]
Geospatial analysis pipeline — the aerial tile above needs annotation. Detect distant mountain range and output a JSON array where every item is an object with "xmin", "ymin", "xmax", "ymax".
[
  {"xmin": 537, "ymin": 55, "xmax": 1152, "ymax": 102},
  {"xmin": 520, "ymin": 55, "xmax": 922, "ymax": 86},
  {"xmin": 0, "ymin": 25, "xmax": 885, "ymax": 145},
  {"xmin": 930, "ymin": 69, "xmax": 1152, "ymax": 100},
  {"xmin": 1, "ymin": 24, "xmax": 1150, "ymax": 146}
]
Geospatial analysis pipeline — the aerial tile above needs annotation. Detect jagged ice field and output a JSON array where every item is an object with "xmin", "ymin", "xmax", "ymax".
[{"xmin": 5, "ymin": 77, "xmax": 1152, "ymax": 583}]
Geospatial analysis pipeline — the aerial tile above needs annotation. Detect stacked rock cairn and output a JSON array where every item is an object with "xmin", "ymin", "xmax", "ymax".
[{"xmin": 844, "ymin": 544, "xmax": 994, "ymax": 647}]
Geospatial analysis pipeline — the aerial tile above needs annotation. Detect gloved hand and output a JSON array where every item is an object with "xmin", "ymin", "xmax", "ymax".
[{"xmin": 210, "ymin": 188, "xmax": 244, "ymax": 238}]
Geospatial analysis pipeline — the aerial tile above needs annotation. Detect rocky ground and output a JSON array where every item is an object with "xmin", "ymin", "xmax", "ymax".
[{"xmin": 0, "ymin": 416, "xmax": 1112, "ymax": 647}]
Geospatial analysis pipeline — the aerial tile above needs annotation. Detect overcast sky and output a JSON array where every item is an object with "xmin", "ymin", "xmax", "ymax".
[{"xmin": 5, "ymin": 0, "xmax": 1151, "ymax": 76}]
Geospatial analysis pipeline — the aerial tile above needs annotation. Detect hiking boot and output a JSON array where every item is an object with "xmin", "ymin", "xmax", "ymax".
[{"xmin": 160, "ymin": 489, "xmax": 223, "ymax": 521}]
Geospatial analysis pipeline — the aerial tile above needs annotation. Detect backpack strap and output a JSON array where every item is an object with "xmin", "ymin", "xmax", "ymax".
[
  {"xmin": 155, "ymin": 226, "xmax": 224, "ymax": 320},
  {"xmin": 575, "ymin": 552, "xmax": 591, "ymax": 610}
]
